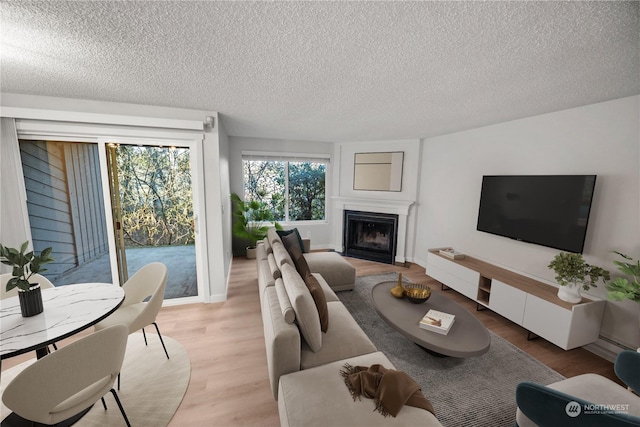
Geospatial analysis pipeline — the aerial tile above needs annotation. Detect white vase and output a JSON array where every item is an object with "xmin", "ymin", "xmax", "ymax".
[
  {"xmin": 246, "ymin": 246, "xmax": 257, "ymax": 259},
  {"xmin": 557, "ymin": 283, "xmax": 582, "ymax": 304}
]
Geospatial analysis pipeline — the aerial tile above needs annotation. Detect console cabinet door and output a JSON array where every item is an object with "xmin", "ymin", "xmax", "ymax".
[
  {"xmin": 426, "ymin": 253, "xmax": 479, "ymax": 300},
  {"xmin": 489, "ymin": 280, "xmax": 526, "ymax": 325},
  {"xmin": 522, "ymin": 294, "xmax": 572, "ymax": 350}
]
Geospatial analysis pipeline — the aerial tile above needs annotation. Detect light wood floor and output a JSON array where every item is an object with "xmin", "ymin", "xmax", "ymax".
[{"xmin": 2, "ymin": 256, "xmax": 619, "ymax": 426}]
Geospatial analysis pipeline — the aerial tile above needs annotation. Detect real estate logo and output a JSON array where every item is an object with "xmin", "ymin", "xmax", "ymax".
[{"xmin": 566, "ymin": 401, "xmax": 582, "ymax": 418}]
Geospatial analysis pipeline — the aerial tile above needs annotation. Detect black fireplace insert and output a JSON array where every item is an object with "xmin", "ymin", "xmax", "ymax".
[{"xmin": 343, "ymin": 210, "xmax": 398, "ymax": 264}]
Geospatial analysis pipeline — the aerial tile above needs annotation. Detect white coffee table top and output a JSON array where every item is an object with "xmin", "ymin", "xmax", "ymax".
[{"xmin": 0, "ymin": 283, "xmax": 124, "ymax": 359}]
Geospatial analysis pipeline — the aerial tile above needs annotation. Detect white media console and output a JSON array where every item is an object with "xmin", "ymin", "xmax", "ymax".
[{"xmin": 426, "ymin": 249, "xmax": 605, "ymax": 350}]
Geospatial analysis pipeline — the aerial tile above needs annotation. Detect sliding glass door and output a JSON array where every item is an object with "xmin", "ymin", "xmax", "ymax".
[
  {"xmin": 18, "ymin": 140, "xmax": 114, "ymax": 285},
  {"xmin": 18, "ymin": 137, "xmax": 208, "ymax": 303},
  {"xmin": 105, "ymin": 142, "xmax": 199, "ymax": 299}
]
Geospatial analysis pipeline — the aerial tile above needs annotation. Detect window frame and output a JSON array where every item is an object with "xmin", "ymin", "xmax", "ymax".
[{"xmin": 241, "ymin": 151, "xmax": 331, "ymax": 224}]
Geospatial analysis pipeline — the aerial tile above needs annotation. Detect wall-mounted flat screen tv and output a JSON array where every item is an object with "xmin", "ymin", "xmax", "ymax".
[{"xmin": 476, "ymin": 175, "xmax": 597, "ymax": 253}]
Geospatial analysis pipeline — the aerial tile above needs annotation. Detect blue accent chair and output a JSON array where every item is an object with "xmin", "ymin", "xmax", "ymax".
[{"xmin": 515, "ymin": 350, "xmax": 640, "ymax": 427}]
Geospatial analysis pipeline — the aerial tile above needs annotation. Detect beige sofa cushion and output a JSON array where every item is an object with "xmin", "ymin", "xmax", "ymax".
[
  {"xmin": 273, "ymin": 242, "xmax": 294, "ymax": 268},
  {"xmin": 281, "ymin": 264, "xmax": 322, "ymax": 352},
  {"xmin": 268, "ymin": 228, "xmax": 283, "ymax": 246},
  {"xmin": 262, "ymin": 286, "xmax": 301, "ymax": 400},
  {"xmin": 275, "ymin": 278, "xmax": 295, "ymax": 324},
  {"xmin": 300, "ymin": 301, "xmax": 376, "ymax": 369},
  {"xmin": 304, "ymin": 252, "xmax": 356, "ymax": 291},
  {"xmin": 267, "ymin": 253, "xmax": 281, "ymax": 279},
  {"xmin": 263, "ymin": 237, "xmax": 272, "ymax": 254},
  {"xmin": 279, "ymin": 351, "xmax": 442, "ymax": 427},
  {"xmin": 258, "ymin": 259, "xmax": 275, "ymax": 305}
]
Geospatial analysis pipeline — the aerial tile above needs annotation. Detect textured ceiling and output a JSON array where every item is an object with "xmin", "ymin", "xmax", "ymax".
[{"xmin": 1, "ymin": 1, "xmax": 638, "ymax": 142}]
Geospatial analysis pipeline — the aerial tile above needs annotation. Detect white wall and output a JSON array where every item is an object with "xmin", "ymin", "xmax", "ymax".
[
  {"xmin": 228, "ymin": 136, "xmax": 335, "ymax": 253},
  {"xmin": 415, "ymin": 96, "xmax": 640, "ymax": 348},
  {"xmin": 337, "ymin": 140, "xmax": 421, "ymax": 202},
  {"xmin": 217, "ymin": 123, "xmax": 233, "ymax": 281},
  {"xmin": 201, "ymin": 117, "xmax": 232, "ymax": 302},
  {"xmin": 336, "ymin": 139, "xmax": 422, "ymax": 261}
]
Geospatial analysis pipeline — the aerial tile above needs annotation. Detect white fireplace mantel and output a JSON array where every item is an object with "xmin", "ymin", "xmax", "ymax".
[{"xmin": 331, "ymin": 196, "xmax": 415, "ymax": 263}]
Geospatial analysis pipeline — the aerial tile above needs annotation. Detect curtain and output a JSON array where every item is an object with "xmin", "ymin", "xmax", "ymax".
[{"xmin": 0, "ymin": 117, "xmax": 31, "ymax": 272}]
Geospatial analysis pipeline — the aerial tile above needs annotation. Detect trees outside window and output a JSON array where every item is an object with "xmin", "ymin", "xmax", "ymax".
[
  {"xmin": 243, "ymin": 158, "xmax": 327, "ymax": 222},
  {"xmin": 117, "ymin": 145, "xmax": 194, "ymax": 246}
]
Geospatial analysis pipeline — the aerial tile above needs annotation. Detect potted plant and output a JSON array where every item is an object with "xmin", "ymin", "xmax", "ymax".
[
  {"xmin": 230, "ymin": 193, "xmax": 281, "ymax": 258},
  {"xmin": 605, "ymin": 251, "xmax": 640, "ymax": 303},
  {"xmin": 548, "ymin": 252, "xmax": 610, "ymax": 304},
  {"xmin": 0, "ymin": 241, "xmax": 54, "ymax": 317}
]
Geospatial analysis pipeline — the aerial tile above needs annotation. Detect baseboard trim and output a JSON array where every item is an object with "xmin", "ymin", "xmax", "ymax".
[{"xmin": 583, "ymin": 336, "xmax": 636, "ymax": 362}]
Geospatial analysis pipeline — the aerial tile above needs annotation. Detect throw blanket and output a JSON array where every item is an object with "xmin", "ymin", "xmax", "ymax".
[{"xmin": 340, "ymin": 363, "xmax": 436, "ymax": 418}]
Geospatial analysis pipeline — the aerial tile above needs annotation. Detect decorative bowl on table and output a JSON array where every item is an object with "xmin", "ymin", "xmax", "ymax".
[{"xmin": 404, "ymin": 284, "xmax": 432, "ymax": 304}]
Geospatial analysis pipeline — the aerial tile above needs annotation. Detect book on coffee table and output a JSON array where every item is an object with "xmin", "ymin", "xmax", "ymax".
[{"xmin": 419, "ymin": 309, "xmax": 456, "ymax": 335}]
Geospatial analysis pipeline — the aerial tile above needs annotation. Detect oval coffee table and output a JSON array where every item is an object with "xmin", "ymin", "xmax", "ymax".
[{"xmin": 371, "ymin": 281, "xmax": 491, "ymax": 358}]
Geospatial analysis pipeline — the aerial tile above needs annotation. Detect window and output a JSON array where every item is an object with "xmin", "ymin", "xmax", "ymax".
[{"xmin": 242, "ymin": 154, "xmax": 328, "ymax": 222}]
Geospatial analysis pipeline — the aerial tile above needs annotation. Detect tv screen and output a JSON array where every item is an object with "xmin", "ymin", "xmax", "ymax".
[{"xmin": 476, "ymin": 175, "xmax": 597, "ymax": 253}]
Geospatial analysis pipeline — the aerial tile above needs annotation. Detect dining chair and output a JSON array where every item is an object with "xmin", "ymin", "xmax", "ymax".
[
  {"xmin": 1, "ymin": 272, "xmax": 55, "ymax": 299},
  {"xmin": 1, "ymin": 273, "xmax": 58, "ymax": 351},
  {"xmin": 2, "ymin": 324, "xmax": 131, "ymax": 426},
  {"xmin": 515, "ymin": 350, "xmax": 640, "ymax": 426},
  {"xmin": 95, "ymin": 262, "xmax": 170, "ymax": 361}
]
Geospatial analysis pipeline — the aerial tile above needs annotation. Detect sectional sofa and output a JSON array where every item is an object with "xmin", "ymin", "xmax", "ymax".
[{"xmin": 257, "ymin": 229, "xmax": 442, "ymax": 426}]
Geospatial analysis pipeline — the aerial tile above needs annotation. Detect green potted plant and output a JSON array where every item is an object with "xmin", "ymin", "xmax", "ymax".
[
  {"xmin": 0, "ymin": 241, "xmax": 54, "ymax": 317},
  {"xmin": 605, "ymin": 251, "xmax": 640, "ymax": 303},
  {"xmin": 548, "ymin": 252, "xmax": 610, "ymax": 304},
  {"xmin": 230, "ymin": 193, "xmax": 281, "ymax": 258}
]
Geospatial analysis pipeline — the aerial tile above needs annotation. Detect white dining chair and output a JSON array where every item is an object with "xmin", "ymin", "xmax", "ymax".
[
  {"xmin": 95, "ymin": 262, "xmax": 170, "ymax": 359},
  {"xmin": 2, "ymin": 324, "xmax": 131, "ymax": 426},
  {"xmin": 1, "ymin": 272, "xmax": 55, "ymax": 299}
]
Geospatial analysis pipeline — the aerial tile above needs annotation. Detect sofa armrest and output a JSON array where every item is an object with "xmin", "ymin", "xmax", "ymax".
[{"xmin": 302, "ymin": 238, "xmax": 311, "ymax": 253}]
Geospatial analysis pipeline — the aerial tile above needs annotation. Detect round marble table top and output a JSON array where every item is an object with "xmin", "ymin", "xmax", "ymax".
[{"xmin": 0, "ymin": 283, "xmax": 124, "ymax": 359}]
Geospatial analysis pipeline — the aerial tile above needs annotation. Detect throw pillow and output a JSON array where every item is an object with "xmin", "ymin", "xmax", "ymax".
[
  {"xmin": 277, "ymin": 228, "xmax": 306, "ymax": 253},
  {"xmin": 289, "ymin": 245, "xmax": 311, "ymax": 278},
  {"xmin": 304, "ymin": 272, "xmax": 329, "ymax": 333}
]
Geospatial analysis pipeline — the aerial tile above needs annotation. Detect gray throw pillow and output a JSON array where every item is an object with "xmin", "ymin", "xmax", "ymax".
[{"xmin": 278, "ymin": 228, "xmax": 306, "ymax": 253}]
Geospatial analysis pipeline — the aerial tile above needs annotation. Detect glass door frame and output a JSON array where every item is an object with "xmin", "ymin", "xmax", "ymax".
[{"xmin": 97, "ymin": 137, "xmax": 209, "ymax": 305}]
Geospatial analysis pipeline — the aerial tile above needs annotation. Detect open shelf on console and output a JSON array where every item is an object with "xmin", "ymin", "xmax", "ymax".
[{"xmin": 477, "ymin": 276, "xmax": 492, "ymax": 304}]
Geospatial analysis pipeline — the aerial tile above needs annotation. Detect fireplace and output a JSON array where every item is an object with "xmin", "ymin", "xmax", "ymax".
[{"xmin": 343, "ymin": 210, "xmax": 399, "ymax": 264}]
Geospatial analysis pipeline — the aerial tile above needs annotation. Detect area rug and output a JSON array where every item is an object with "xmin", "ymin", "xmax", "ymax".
[
  {"xmin": 338, "ymin": 272, "xmax": 565, "ymax": 427},
  {"xmin": 1, "ymin": 333, "xmax": 190, "ymax": 427}
]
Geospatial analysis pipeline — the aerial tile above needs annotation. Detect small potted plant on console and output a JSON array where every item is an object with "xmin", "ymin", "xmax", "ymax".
[
  {"xmin": 548, "ymin": 252, "xmax": 610, "ymax": 303},
  {"xmin": 0, "ymin": 241, "xmax": 54, "ymax": 317}
]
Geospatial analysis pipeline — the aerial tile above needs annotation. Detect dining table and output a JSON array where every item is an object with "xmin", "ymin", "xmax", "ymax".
[
  {"xmin": 0, "ymin": 283, "xmax": 124, "ymax": 427},
  {"xmin": 0, "ymin": 282, "xmax": 125, "ymax": 360}
]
